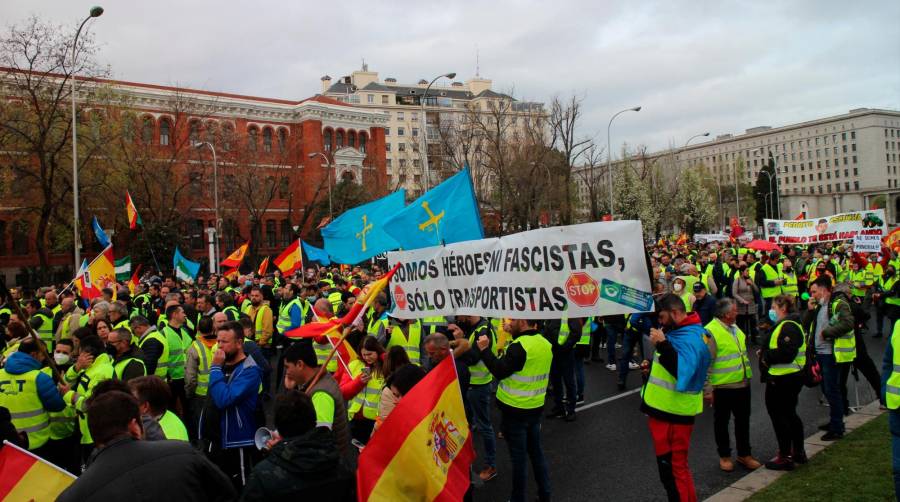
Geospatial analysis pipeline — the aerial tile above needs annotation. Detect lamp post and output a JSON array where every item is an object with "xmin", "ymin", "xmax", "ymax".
[
  {"xmin": 767, "ymin": 151, "xmax": 781, "ymax": 219},
  {"xmin": 419, "ymin": 72, "xmax": 455, "ymax": 191},
  {"xmin": 195, "ymin": 141, "xmax": 220, "ymax": 273},
  {"xmin": 760, "ymin": 170, "xmax": 776, "ymax": 220},
  {"xmin": 71, "ymin": 5, "xmax": 103, "ymax": 273},
  {"xmin": 309, "ymin": 152, "xmax": 334, "ymax": 220},
  {"xmin": 606, "ymin": 106, "xmax": 641, "ymax": 219}
]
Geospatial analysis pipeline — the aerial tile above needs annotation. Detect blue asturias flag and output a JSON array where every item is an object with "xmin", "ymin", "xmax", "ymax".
[
  {"xmin": 383, "ymin": 166, "xmax": 483, "ymax": 250},
  {"xmin": 322, "ymin": 190, "xmax": 405, "ymax": 264},
  {"xmin": 173, "ymin": 246, "xmax": 200, "ymax": 281},
  {"xmin": 92, "ymin": 216, "xmax": 110, "ymax": 248},
  {"xmin": 301, "ymin": 241, "xmax": 331, "ymax": 266}
]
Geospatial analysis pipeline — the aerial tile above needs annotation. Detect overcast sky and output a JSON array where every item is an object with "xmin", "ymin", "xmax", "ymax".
[{"xmin": 3, "ymin": 0, "xmax": 898, "ymax": 153}]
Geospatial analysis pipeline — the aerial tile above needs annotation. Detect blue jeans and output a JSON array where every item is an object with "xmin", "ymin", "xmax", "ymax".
[
  {"xmin": 605, "ymin": 324, "xmax": 618, "ymax": 363},
  {"xmin": 466, "ymin": 383, "xmax": 497, "ymax": 468},
  {"xmin": 501, "ymin": 411, "xmax": 551, "ymax": 502},
  {"xmin": 816, "ymin": 353, "xmax": 845, "ymax": 433},
  {"xmin": 550, "ymin": 349, "xmax": 576, "ymax": 414},
  {"xmin": 617, "ymin": 329, "xmax": 643, "ymax": 384},
  {"xmin": 891, "ymin": 409, "xmax": 900, "ymax": 501}
]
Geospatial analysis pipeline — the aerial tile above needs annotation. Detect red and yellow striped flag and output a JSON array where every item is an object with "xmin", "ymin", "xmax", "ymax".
[
  {"xmin": 357, "ymin": 355, "xmax": 474, "ymax": 501},
  {"xmin": 273, "ymin": 239, "xmax": 302, "ymax": 276},
  {"xmin": 257, "ymin": 256, "xmax": 269, "ymax": 276},
  {"xmin": 221, "ymin": 241, "xmax": 249, "ymax": 269},
  {"xmin": 0, "ymin": 440, "xmax": 76, "ymax": 501},
  {"xmin": 125, "ymin": 190, "xmax": 142, "ymax": 230}
]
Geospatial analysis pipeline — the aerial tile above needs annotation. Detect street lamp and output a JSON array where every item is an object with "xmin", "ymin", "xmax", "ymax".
[
  {"xmin": 309, "ymin": 152, "xmax": 334, "ymax": 220},
  {"xmin": 419, "ymin": 72, "xmax": 456, "ymax": 191},
  {"xmin": 767, "ymin": 151, "xmax": 781, "ymax": 219},
  {"xmin": 195, "ymin": 141, "xmax": 220, "ymax": 273},
  {"xmin": 606, "ymin": 106, "xmax": 641, "ymax": 219},
  {"xmin": 71, "ymin": 5, "xmax": 103, "ymax": 273},
  {"xmin": 684, "ymin": 132, "xmax": 710, "ymax": 149},
  {"xmin": 760, "ymin": 169, "xmax": 777, "ymax": 220}
]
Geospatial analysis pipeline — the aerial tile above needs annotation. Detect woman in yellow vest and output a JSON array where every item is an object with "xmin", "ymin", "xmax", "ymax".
[
  {"xmin": 760, "ymin": 294, "xmax": 807, "ymax": 470},
  {"xmin": 346, "ymin": 336, "xmax": 385, "ymax": 444}
]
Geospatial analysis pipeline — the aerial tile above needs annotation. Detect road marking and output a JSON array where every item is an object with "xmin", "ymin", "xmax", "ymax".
[{"xmin": 575, "ymin": 388, "xmax": 641, "ymax": 413}]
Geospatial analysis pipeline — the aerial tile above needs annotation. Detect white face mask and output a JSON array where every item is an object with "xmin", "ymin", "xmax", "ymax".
[
  {"xmin": 673, "ymin": 283, "xmax": 683, "ymax": 292},
  {"xmin": 53, "ymin": 353, "xmax": 70, "ymax": 365}
]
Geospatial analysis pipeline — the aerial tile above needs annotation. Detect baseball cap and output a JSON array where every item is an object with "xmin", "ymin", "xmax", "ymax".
[{"xmin": 693, "ymin": 282, "xmax": 705, "ymax": 292}]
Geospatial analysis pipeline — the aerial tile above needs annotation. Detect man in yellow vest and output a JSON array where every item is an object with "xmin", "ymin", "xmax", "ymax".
[
  {"xmin": 185, "ymin": 315, "xmax": 216, "ymax": 442},
  {"xmin": 756, "ymin": 252, "xmax": 783, "ymax": 312},
  {"xmin": 385, "ymin": 314, "xmax": 424, "ymax": 367},
  {"xmin": 882, "ymin": 318, "xmax": 900, "ymax": 499},
  {"xmin": 26, "ymin": 299, "xmax": 55, "ymax": 351},
  {"xmin": 779, "ymin": 258, "xmax": 799, "ymax": 300},
  {"xmin": 703, "ymin": 298, "xmax": 760, "ymax": 472},
  {"xmin": 133, "ymin": 316, "xmax": 169, "ymax": 379},
  {"xmin": 246, "ymin": 286, "xmax": 273, "ymax": 350},
  {"xmin": 476, "ymin": 318, "xmax": 552, "ymax": 502},
  {"xmin": 641, "ymin": 294, "xmax": 711, "ymax": 502},
  {"xmin": 0, "ymin": 338, "xmax": 66, "ymax": 457},
  {"xmin": 803, "ymin": 276, "xmax": 855, "ymax": 440}
]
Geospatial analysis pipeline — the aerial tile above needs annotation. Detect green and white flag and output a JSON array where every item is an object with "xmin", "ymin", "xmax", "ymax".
[{"xmin": 115, "ymin": 256, "xmax": 131, "ymax": 281}]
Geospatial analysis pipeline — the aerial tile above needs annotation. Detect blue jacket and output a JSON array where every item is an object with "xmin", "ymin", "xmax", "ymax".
[
  {"xmin": 3, "ymin": 352, "xmax": 66, "ymax": 413},
  {"xmin": 207, "ymin": 356, "xmax": 262, "ymax": 449}
]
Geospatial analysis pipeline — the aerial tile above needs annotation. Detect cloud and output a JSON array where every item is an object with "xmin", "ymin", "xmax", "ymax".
[{"xmin": 3, "ymin": 0, "xmax": 897, "ymax": 153}]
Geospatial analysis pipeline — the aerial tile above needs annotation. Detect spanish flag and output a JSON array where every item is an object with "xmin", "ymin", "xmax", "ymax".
[
  {"xmin": 357, "ymin": 355, "xmax": 474, "ymax": 501},
  {"xmin": 221, "ymin": 241, "xmax": 249, "ymax": 269},
  {"xmin": 273, "ymin": 239, "xmax": 302, "ymax": 276},
  {"xmin": 257, "ymin": 256, "xmax": 269, "ymax": 276},
  {"xmin": 76, "ymin": 244, "xmax": 117, "ymax": 301},
  {"xmin": 0, "ymin": 440, "xmax": 76, "ymax": 501},
  {"xmin": 125, "ymin": 190, "xmax": 142, "ymax": 230}
]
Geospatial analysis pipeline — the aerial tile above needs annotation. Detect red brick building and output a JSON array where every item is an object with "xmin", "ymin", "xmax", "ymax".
[{"xmin": 0, "ymin": 73, "xmax": 389, "ymax": 285}]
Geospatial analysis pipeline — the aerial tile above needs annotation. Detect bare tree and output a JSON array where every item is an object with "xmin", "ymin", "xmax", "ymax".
[
  {"xmin": 0, "ymin": 16, "xmax": 108, "ymax": 279},
  {"xmin": 573, "ymin": 143, "xmax": 608, "ymax": 222},
  {"xmin": 548, "ymin": 95, "xmax": 593, "ymax": 225}
]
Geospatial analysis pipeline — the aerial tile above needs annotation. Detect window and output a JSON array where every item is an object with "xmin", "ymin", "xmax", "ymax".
[
  {"xmin": 263, "ymin": 128, "xmax": 273, "ymax": 153},
  {"xmin": 398, "ymin": 143, "xmax": 406, "ymax": 152},
  {"xmin": 159, "ymin": 120, "xmax": 170, "ymax": 146},
  {"xmin": 188, "ymin": 171, "xmax": 202, "ymax": 197},
  {"xmin": 818, "ymin": 172, "xmax": 822, "ymax": 180},
  {"xmin": 835, "ymin": 170, "xmax": 839, "ymax": 178},
  {"xmin": 385, "ymin": 143, "xmax": 391, "ymax": 152},
  {"xmin": 397, "ymin": 112, "xmax": 404, "ymax": 121},
  {"xmin": 278, "ymin": 128, "xmax": 288, "ymax": 153},
  {"xmin": 248, "ymin": 127, "xmax": 258, "ymax": 151},
  {"xmin": 842, "ymin": 132, "xmax": 847, "ymax": 141},
  {"xmin": 844, "ymin": 169, "xmax": 849, "ymax": 177},
  {"xmin": 205, "ymin": 121, "xmax": 217, "ymax": 144},
  {"xmin": 854, "ymin": 168, "xmax": 858, "ymax": 176},
  {"xmin": 398, "ymin": 127, "xmax": 405, "ymax": 136},
  {"xmin": 359, "ymin": 133, "xmax": 367, "ymax": 153},
  {"xmin": 11, "ymin": 220, "xmax": 28, "ymax": 255},
  {"xmin": 189, "ymin": 120, "xmax": 200, "ymax": 144},
  {"xmin": 851, "ymin": 144, "xmax": 856, "ymax": 152},
  {"xmin": 413, "ymin": 159, "xmax": 420, "ymax": 167},
  {"xmin": 852, "ymin": 155, "xmax": 857, "ymax": 164},
  {"xmin": 348, "ymin": 131, "xmax": 356, "ymax": 148},
  {"xmin": 384, "ymin": 127, "xmax": 390, "ymax": 136},
  {"xmin": 412, "ymin": 112, "xmax": 418, "ymax": 121},
  {"xmin": 142, "ymin": 118, "xmax": 154, "ymax": 144},
  {"xmin": 381, "ymin": 95, "xmax": 388, "ymax": 104},
  {"xmin": 367, "ymin": 94, "xmax": 374, "ymax": 104},
  {"xmin": 801, "ymin": 174, "xmax": 805, "ymax": 182},
  {"xmin": 386, "ymin": 159, "xmax": 392, "ymax": 167},
  {"xmin": 278, "ymin": 177, "xmax": 289, "ymax": 199},
  {"xmin": 324, "ymin": 130, "xmax": 333, "ymax": 151},
  {"xmin": 854, "ymin": 181, "xmax": 859, "ymax": 190},
  {"xmin": 262, "ymin": 220, "xmax": 275, "ymax": 249},
  {"xmin": 335, "ymin": 130, "xmax": 344, "ymax": 148},
  {"xmin": 399, "ymin": 159, "xmax": 407, "ymax": 167},
  {"xmin": 280, "ymin": 220, "xmax": 292, "ymax": 247},
  {"xmin": 412, "ymin": 128, "xmax": 419, "ymax": 137},
  {"xmin": 222, "ymin": 124, "xmax": 233, "ymax": 151},
  {"xmin": 190, "ymin": 219, "xmax": 204, "ymax": 250},
  {"xmin": 827, "ymin": 184, "xmax": 831, "ymax": 193},
  {"xmin": 850, "ymin": 131, "xmax": 856, "ymax": 139}
]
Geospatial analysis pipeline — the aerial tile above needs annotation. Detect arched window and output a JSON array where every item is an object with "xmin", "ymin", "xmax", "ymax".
[
  {"xmin": 159, "ymin": 119, "xmax": 171, "ymax": 146},
  {"xmin": 278, "ymin": 128, "xmax": 288, "ymax": 153},
  {"xmin": 341, "ymin": 171, "xmax": 354, "ymax": 183},
  {"xmin": 358, "ymin": 132, "xmax": 367, "ymax": 154},
  {"xmin": 141, "ymin": 117, "xmax": 154, "ymax": 144},
  {"xmin": 348, "ymin": 130, "xmax": 356, "ymax": 148},
  {"xmin": 222, "ymin": 124, "xmax": 233, "ymax": 151},
  {"xmin": 323, "ymin": 129, "xmax": 333, "ymax": 151},
  {"xmin": 335, "ymin": 130, "xmax": 344, "ymax": 148},
  {"xmin": 11, "ymin": 220, "xmax": 29, "ymax": 255},
  {"xmin": 263, "ymin": 128, "xmax": 273, "ymax": 153},
  {"xmin": 189, "ymin": 120, "xmax": 200, "ymax": 144},
  {"xmin": 248, "ymin": 126, "xmax": 258, "ymax": 151},
  {"xmin": 205, "ymin": 121, "xmax": 217, "ymax": 143},
  {"xmin": 280, "ymin": 219, "xmax": 292, "ymax": 246}
]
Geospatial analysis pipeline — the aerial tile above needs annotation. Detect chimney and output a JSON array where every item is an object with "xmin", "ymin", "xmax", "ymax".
[{"xmin": 320, "ymin": 75, "xmax": 332, "ymax": 93}]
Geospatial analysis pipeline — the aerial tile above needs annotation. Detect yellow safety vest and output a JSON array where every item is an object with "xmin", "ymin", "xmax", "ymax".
[
  {"xmin": 386, "ymin": 320, "xmax": 423, "ymax": 366},
  {"xmin": 883, "ymin": 276, "xmax": 900, "ymax": 307},
  {"xmin": 276, "ymin": 298, "xmax": 304, "ymax": 334},
  {"xmin": 849, "ymin": 270, "xmax": 868, "ymax": 298},
  {"xmin": 705, "ymin": 319, "xmax": 752, "ymax": 385},
  {"xmin": 191, "ymin": 338, "xmax": 215, "ymax": 396},
  {"xmin": 162, "ymin": 325, "xmax": 186, "ymax": 380},
  {"xmin": 767, "ymin": 320, "xmax": 807, "ymax": 376},
  {"xmin": 32, "ymin": 313, "xmax": 54, "ymax": 349},
  {"xmin": 886, "ymin": 320, "xmax": 900, "ymax": 410},
  {"xmin": 830, "ymin": 299, "xmax": 857, "ymax": 363},
  {"xmin": 759, "ymin": 263, "xmax": 780, "ymax": 299},
  {"xmin": 468, "ymin": 322, "xmax": 497, "ymax": 386},
  {"xmin": 347, "ymin": 360, "xmax": 383, "ymax": 420},
  {"xmin": 252, "ymin": 304, "xmax": 272, "ymax": 342},
  {"xmin": 780, "ymin": 272, "xmax": 798, "ymax": 297},
  {"xmin": 641, "ymin": 352, "xmax": 703, "ymax": 417},
  {"xmin": 139, "ymin": 329, "xmax": 170, "ymax": 378},
  {"xmin": 0, "ymin": 367, "xmax": 51, "ymax": 450},
  {"xmin": 496, "ymin": 334, "xmax": 552, "ymax": 410}
]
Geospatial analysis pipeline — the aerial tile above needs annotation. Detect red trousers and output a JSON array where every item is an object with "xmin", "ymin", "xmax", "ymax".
[{"xmin": 648, "ymin": 416, "xmax": 696, "ymax": 502}]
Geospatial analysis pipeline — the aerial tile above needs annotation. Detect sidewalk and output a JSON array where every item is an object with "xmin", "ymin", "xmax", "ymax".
[{"xmin": 704, "ymin": 399, "xmax": 887, "ymax": 502}]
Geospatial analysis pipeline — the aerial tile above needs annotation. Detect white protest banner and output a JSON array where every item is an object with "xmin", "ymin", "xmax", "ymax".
[
  {"xmin": 764, "ymin": 209, "xmax": 885, "ymax": 245},
  {"xmin": 853, "ymin": 234, "xmax": 882, "ymax": 253},
  {"xmin": 694, "ymin": 233, "xmax": 729, "ymax": 243},
  {"xmin": 387, "ymin": 221, "xmax": 653, "ymax": 320}
]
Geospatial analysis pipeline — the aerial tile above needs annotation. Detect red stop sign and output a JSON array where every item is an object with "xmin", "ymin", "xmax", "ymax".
[
  {"xmin": 565, "ymin": 272, "xmax": 600, "ymax": 307},
  {"xmin": 393, "ymin": 284, "xmax": 407, "ymax": 310}
]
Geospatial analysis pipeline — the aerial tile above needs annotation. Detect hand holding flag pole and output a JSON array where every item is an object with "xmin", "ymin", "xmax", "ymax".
[{"xmin": 301, "ymin": 263, "xmax": 401, "ymax": 395}]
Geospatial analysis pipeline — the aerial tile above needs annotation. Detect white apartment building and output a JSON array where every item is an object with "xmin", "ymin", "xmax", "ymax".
[
  {"xmin": 575, "ymin": 108, "xmax": 900, "ymax": 226},
  {"xmin": 320, "ymin": 65, "xmax": 544, "ymax": 197}
]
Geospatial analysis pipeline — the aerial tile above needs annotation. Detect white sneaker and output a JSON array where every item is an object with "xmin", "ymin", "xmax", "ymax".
[
  {"xmin": 605, "ymin": 363, "xmax": 617, "ymax": 371},
  {"xmin": 628, "ymin": 361, "xmax": 640, "ymax": 370}
]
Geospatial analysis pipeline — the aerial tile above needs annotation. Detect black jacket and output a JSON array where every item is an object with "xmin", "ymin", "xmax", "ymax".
[
  {"xmin": 761, "ymin": 313, "xmax": 805, "ymax": 382},
  {"xmin": 57, "ymin": 437, "xmax": 236, "ymax": 502},
  {"xmin": 241, "ymin": 428, "xmax": 354, "ymax": 502}
]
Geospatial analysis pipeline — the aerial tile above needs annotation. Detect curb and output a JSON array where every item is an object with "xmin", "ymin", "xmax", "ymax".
[{"xmin": 704, "ymin": 400, "xmax": 886, "ymax": 502}]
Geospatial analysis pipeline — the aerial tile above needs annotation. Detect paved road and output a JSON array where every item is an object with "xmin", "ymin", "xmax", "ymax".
[{"xmin": 473, "ymin": 316, "xmax": 889, "ymax": 502}]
